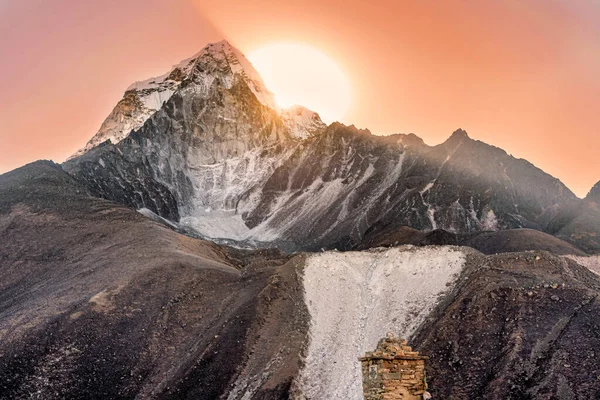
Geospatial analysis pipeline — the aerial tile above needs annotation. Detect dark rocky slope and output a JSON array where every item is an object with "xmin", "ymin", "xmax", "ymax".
[
  {"xmin": 0, "ymin": 161, "xmax": 308, "ymax": 400},
  {"xmin": 413, "ymin": 251, "xmax": 600, "ymax": 399}
]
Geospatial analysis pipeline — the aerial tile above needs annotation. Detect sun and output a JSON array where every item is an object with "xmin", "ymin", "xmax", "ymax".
[{"xmin": 248, "ymin": 43, "xmax": 352, "ymax": 124}]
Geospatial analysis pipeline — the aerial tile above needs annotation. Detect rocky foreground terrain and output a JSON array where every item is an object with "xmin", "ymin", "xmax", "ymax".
[
  {"xmin": 2, "ymin": 41, "xmax": 600, "ymax": 399},
  {"xmin": 2, "ymin": 161, "xmax": 599, "ymax": 399}
]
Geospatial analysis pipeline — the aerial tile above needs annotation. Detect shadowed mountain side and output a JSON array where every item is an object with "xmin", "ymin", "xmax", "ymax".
[
  {"xmin": 0, "ymin": 161, "xmax": 308, "ymax": 400},
  {"xmin": 412, "ymin": 252, "xmax": 600, "ymax": 399},
  {"xmin": 587, "ymin": 180, "xmax": 600, "ymax": 203},
  {"xmin": 545, "ymin": 189, "xmax": 600, "ymax": 254},
  {"xmin": 357, "ymin": 225, "xmax": 587, "ymax": 256},
  {"xmin": 241, "ymin": 126, "xmax": 577, "ymax": 251}
]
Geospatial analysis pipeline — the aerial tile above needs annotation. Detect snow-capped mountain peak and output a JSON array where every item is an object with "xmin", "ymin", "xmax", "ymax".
[
  {"xmin": 69, "ymin": 53, "xmax": 195, "ymax": 159},
  {"xmin": 197, "ymin": 40, "xmax": 278, "ymax": 109},
  {"xmin": 70, "ymin": 40, "xmax": 313, "ymax": 159}
]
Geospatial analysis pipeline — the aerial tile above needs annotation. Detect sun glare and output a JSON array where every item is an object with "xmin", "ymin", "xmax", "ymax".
[{"xmin": 248, "ymin": 43, "xmax": 351, "ymax": 124}]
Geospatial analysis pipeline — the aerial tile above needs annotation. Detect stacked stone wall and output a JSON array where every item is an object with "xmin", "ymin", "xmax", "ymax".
[{"xmin": 360, "ymin": 335, "xmax": 429, "ymax": 400}]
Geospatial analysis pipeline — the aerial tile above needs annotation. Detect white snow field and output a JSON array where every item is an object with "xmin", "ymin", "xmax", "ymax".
[{"xmin": 296, "ymin": 246, "xmax": 468, "ymax": 400}]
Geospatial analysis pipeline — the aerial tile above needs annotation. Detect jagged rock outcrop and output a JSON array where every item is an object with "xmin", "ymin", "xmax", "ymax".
[{"xmin": 69, "ymin": 58, "xmax": 193, "ymax": 160}]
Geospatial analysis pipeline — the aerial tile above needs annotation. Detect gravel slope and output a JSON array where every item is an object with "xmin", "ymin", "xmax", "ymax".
[{"xmin": 296, "ymin": 246, "xmax": 469, "ymax": 399}]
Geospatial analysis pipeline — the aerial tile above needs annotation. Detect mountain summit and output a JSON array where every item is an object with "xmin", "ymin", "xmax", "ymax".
[{"xmin": 70, "ymin": 41, "xmax": 321, "ymax": 159}]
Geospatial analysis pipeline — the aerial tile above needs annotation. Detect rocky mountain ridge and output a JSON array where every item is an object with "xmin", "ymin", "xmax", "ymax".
[{"xmin": 63, "ymin": 40, "xmax": 584, "ymax": 252}]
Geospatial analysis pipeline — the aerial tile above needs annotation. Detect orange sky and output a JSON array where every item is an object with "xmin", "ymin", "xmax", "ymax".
[{"xmin": 1, "ymin": 0, "xmax": 599, "ymax": 197}]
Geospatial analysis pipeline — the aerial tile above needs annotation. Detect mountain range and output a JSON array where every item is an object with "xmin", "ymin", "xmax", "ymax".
[
  {"xmin": 1, "ymin": 40, "xmax": 600, "ymax": 399},
  {"xmin": 62, "ymin": 40, "xmax": 598, "ymax": 253}
]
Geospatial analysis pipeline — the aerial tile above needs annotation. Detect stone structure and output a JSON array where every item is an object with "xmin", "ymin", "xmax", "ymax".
[{"xmin": 359, "ymin": 334, "xmax": 430, "ymax": 399}]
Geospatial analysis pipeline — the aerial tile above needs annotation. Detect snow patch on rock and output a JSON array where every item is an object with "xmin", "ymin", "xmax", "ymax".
[
  {"xmin": 137, "ymin": 208, "xmax": 179, "ymax": 229},
  {"xmin": 481, "ymin": 209, "xmax": 499, "ymax": 231},
  {"xmin": 296, "ymin": 246, "xmax": 467, "ymax": 399},
  {"xmin": 139, "ymin": 88, "xmax": 176, "ymax": 112},
  {"xmin": 177, "ymin": 146, "xmax": 296, "ymax": 234},
  {"xmin": 281, "ymin": 105, "xmax": 326, "ymax": 139},
  {"xmin": 180, "ymin": 210, "xmax": 250, "ymax": 241}
]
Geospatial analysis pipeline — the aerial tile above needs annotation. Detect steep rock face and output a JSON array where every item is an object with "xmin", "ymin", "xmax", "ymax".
[
  {"xmin": 64, "ymin": 41, "xmax": 325, "ymax": 236},
  {"xmin": 244, "ymin": 124, "xmax": 415, "ymax": 249},
  {"xmin": 69, "ymin": 57, "xmax": 195, "ymax": 160}
]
